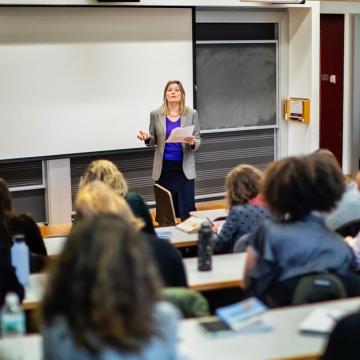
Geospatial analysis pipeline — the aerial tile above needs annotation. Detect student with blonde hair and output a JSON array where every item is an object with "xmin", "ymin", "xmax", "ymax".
[
  {"xmin": 213, "ymin": 164, "xmax": 270, "ymax": 254},
  {"xmin": 75, "ymin": 181, "xmax": 187, "ymax": 288},
  {"xmin": 42, "ymin": 214, "xmax": 180, "ymax": 360},
  {"xmin": 80, "ymin": 159, "xmax": 155, "ymax": 235}
]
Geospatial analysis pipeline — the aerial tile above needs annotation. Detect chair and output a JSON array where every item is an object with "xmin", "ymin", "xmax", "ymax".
[
  {"xmin": 292, "ymin": 273, "xmax": 346, "ymax": 305},
  {"xmin": 264, "ymin": 273, "xmax": 348, "ymax": 308},
  {"xmin": 233, "ymin": 233, "xmax": 251, "ymax": 253},
  {"xmin": 335, "ymin": 219, "xmax": 360, "ymax": 237},
  {"xmin": 154, "ymin": 184, "xmax": 176, "ymax": 226},
  {"xmin": 163, "ymin": 287, "xmax": 210, "ymax": 318}
]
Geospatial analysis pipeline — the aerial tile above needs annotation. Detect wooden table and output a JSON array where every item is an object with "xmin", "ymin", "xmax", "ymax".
[
  {"xmin": 184, "ymin": 253, "xmax": 246, "ymax": 291},
  {"xmin": 42, "ymin": 226, "xmax": 198, "ymax": 261},
  {"xmin": 44, "ymin": 236, "xmax": 67, "ymax": 258},
  {"xmin": 179, "ymin": 297, "xmax": 360, "ymax": 360},
  {"xmin": 23, "ymin": 253, "xmax": 246, "ymax": 310},
  {"xmin": 23, "ymin": 274, "xmax": 46, "ymax": 311},
  {"xmin": 155, "ymin": 226, "xmax": 198, "ymax": 248},
  {"xmin": 8, "ymin": 298, "xmax": 360, "ymax": 360},
  {"xmin": 39, "ymin": 223, "xmax": 71, "ymax": 238},
  {"xmin": 190, "ymin": 209, "xmax": 228, "ymax": 221}
]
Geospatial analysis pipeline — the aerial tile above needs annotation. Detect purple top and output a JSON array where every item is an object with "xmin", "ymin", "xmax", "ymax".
[{"xmin": 164, "ymin": 117, "xmax": 183, "ymax": 161}]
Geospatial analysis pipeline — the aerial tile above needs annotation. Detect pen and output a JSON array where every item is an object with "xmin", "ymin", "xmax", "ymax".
[{"xmin": 207, "ymin": 217, "xmax": 214, "ymax": 226}]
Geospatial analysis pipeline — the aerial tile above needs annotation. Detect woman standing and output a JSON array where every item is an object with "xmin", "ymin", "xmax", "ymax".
[{"xmin": 138, "ymin": 80, "xmax": 201, "ymax": 220}]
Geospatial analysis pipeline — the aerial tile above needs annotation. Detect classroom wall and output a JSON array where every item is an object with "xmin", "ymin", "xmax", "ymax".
[{"xmin": 3, "ymin": 0, "xmax": 358, "ymax": 223}]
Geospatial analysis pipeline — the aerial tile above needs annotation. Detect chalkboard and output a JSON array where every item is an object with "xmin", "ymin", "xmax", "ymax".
[{"xmin": 196, "ymin": 43, "xmax": 277, "ymax": 130}]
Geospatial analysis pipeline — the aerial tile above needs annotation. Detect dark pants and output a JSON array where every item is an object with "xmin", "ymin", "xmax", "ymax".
[{"xmin": 157, "ymin": 160, "xmax": 195, "ymax": 220}]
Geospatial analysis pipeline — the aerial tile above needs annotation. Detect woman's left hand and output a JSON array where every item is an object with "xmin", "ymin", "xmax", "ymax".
[{"xmin": 183, "ymin": 136, "xmax": 195, "ymax": 145}]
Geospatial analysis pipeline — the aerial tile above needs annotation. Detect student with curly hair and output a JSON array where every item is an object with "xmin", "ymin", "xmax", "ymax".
[
  {"xmin": 212, "ymin": 164, "xmax": 270, "ymax": 254},
  {"xmin": 42, "ymin": 214, "xmax": 180, "ymax": 360},
  {"xmin": 80, "ymin": 159, "xmax": 155, "ymax": 235},
  {"xmin": 244, "ymin": 154, "xmax": 356, "ymax": 306}
]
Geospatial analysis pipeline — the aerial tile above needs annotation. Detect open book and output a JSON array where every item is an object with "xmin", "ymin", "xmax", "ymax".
[{"xmin": 176, "ymin": 216, "xmax": 205, "ymax": 234}]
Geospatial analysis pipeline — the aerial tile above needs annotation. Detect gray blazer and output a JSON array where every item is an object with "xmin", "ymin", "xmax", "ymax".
[{"xmin": 146, "ymin": 108, "xmax": 201, "ymax": 181}]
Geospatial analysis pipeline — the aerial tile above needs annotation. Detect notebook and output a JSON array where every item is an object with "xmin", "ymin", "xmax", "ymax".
[{"xmin": 299, "ymin": 308, "xmax": 346, "ymax": 334}]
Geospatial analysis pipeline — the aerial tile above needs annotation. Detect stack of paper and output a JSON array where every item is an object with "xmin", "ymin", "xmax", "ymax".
[{"xmin": 299, "ymin": 308, "xmax": 346, "ymax": 334}]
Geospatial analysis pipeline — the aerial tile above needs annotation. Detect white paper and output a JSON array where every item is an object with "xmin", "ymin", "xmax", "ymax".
[
  {"xmin": 166, "ymin": 125, "xmax": 195, "ymax": 143},
  {"xmin": 299, "ymin": 308, "xmax": 346, "ymax": 334},
  {"xmin": 290, "ymin": 100, "xmax": 303, "ymax": 118}
]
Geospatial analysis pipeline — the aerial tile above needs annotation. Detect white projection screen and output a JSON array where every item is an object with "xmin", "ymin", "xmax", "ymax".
[{"xmin": 0, "ymin": 7, "xmax": 193, "ymax": 160}]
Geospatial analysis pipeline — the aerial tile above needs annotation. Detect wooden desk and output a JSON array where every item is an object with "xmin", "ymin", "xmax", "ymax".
[
  {"xmin": 8, "ymin": 298, "xmax": 360, "ymax": 360},
  {"xmin": 24, "ymin": 253, "xmax": 245, "ymax": 310},
  {"xmin": 23, "ymin": 274, "xmax": 46, "ymax": 311},
  {"xmin": 179, "ymin": 297, "xmax": 360, "ymax": 360},
  {"xmin": 184, "ymin": 253, "xmax": 246, "ymax": 291},
  {"xmin": 155, "ymin": 226, "xmax": 198, "ymax": 248},
  {"xmin": 190, "ymin": 209, "xmax": 228, "ymax": 221},
  {"xmin": 42, "ymin": 226, "xmax": 196, "ymax": 261},
  {"xmin": 44, "ymin": 236, "xmax": 66, "ymax": 258},
  {"xmin": 39, "ymin": 223, "xmax": 71, "ymax": 238}
]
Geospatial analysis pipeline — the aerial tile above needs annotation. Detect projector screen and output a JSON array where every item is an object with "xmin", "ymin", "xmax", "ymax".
[{"xmin": 0, "ymin": 7, "xmax": 193, "ymax": 161}]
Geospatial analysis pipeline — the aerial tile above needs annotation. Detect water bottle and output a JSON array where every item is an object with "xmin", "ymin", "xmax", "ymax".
[
  {"xmin": 11, "ymin": 234, "xmax": 30, "ymax": 286},
  {"xmin": 198, "ymin": 221, "xmax": 213, "ymax": 271},
  {"xmin": 0, "ymin": 293, "xmax": 25, "ymax": 337}
]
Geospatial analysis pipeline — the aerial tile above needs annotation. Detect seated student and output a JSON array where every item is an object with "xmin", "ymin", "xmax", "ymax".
[
  {"xmin": 244, "ymin": 154, "xmax": 356, "ymax": 307},
  {"xmin": 321, "ymin": 312, "xmax": 360, "ymax": 360},
  {"xmin": 0, "ymin": 217, "xmax": 24, "ymax": 306},
  {"xmin": 314, "ymin": 149, "xmax": 360, "ymax": 231},
  {"xmin": 79, "ymin": 159, "xmax": 156, "ymax": 235},
  {"xmin": 0, "ymin": 178, "xmax": 47, "ymax": 273},
  {"xmin": 42, "ymin": 214, "xmax": 180, "ymax": 360},
  {"xmin": 212, "ymin": 164, "xmax": 270, "ymax": 254},
  {"xmin": 75, "ymin": 181, "xmax": 187, "ymax": 288}
]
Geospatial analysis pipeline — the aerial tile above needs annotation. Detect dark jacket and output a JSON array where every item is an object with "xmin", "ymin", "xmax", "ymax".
[
  {"xmin": 0, "ymin": 241, "xmax": 24, "ymax": 307},
  {"xmin": 6, "ymin": 213, "xmax": 48, "ymax": 273},
  {"xmin": 125, "ymin": 192, "xmax": 156, "ymax": 236},
  {"xmin": 322, "ymin": 312, "xmax": 360, "ymax": 360},
  {"xmin": 147, "ymin": 235, "xmax": 187, "ymax": 288}
]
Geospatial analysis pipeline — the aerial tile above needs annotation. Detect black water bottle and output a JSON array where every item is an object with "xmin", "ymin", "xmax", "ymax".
[{"xmin": 198, "ymin": 221, "xmax": 213, "ymax": 271}]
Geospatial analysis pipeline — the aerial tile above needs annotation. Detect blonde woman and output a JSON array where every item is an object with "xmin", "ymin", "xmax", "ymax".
[
  {"xmin": 213, "ymin": 164, "xmax": 270, "ymax": 254},
  {"xmin": 80, "ymin": 159, "xmax": 155, "ymax": 235},
  {"xmin": 137, "ymin": 80, "xmax": 201, "ymax": 220},
  {"xmin": 76, "ymin": 182, "xmax": 187, "ymax": 288}
]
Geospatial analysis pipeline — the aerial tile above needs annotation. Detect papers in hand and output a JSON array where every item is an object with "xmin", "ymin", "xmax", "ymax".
[
  {"xmin": 299, "ymin": 308, "xmax": 346, "ymax": 334},
  {"xmin": 216, "ymin": 297, "xmax": 270, "ymax": 332},
  {"xmin": 165, "ymin": 125, "xmax": 195, "ymax": 143}
]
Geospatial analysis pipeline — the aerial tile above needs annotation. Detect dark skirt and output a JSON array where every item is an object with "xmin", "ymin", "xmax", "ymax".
[{"xmin": 157, "ymin": 160, "xmax": 195, "ymax": 220}]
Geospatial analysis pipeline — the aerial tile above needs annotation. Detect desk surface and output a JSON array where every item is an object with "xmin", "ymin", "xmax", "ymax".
[
  {"xmin": 190, "ymin": 209, "xmax": 228, "ymax": 221},
  {"xmin": 7, "ymin": 298, "xmax": 360, "ymax": 360},
  {"xmin": 23, "ymin": 273, "xmax": 46, "ymax": 311},
  {"xmin": 155, "ymin": 226, "xmax": 198, "ymax": 248},
  {"xmin": 24, "ymin": 253, "xmax": 245, "ymax": 310},
  {"xmin": 179, "ymin": 297, "xmax": 360, "ymax": 360},
  {"xmin": 184, "ymin": 253, "xmax": 246, "ymax": 291},
  {"xmin": 42, "ymin": 225, "xmax": 197, "ymax": 257}
]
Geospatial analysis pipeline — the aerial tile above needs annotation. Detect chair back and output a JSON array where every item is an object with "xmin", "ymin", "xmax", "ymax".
[
  {"xmin": 292, "ymin": 273, "xmax": 346, "ymax": 305},
  {"xmin": 163, "ymin": 287, "xmax": 210, "ymax": 318},
  {"xmin": 335, "ymin": 219, "xmax": 360, "ymax": 237},
  {"xmin": 154, "ymin": 184, "xmax": 176, "ymax": 226}
]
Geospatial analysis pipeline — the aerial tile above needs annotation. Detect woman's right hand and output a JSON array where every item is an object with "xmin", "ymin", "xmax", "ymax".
[{"xmin": 137, "ymin": 131, "xmax": 150, "ymax": 141}]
